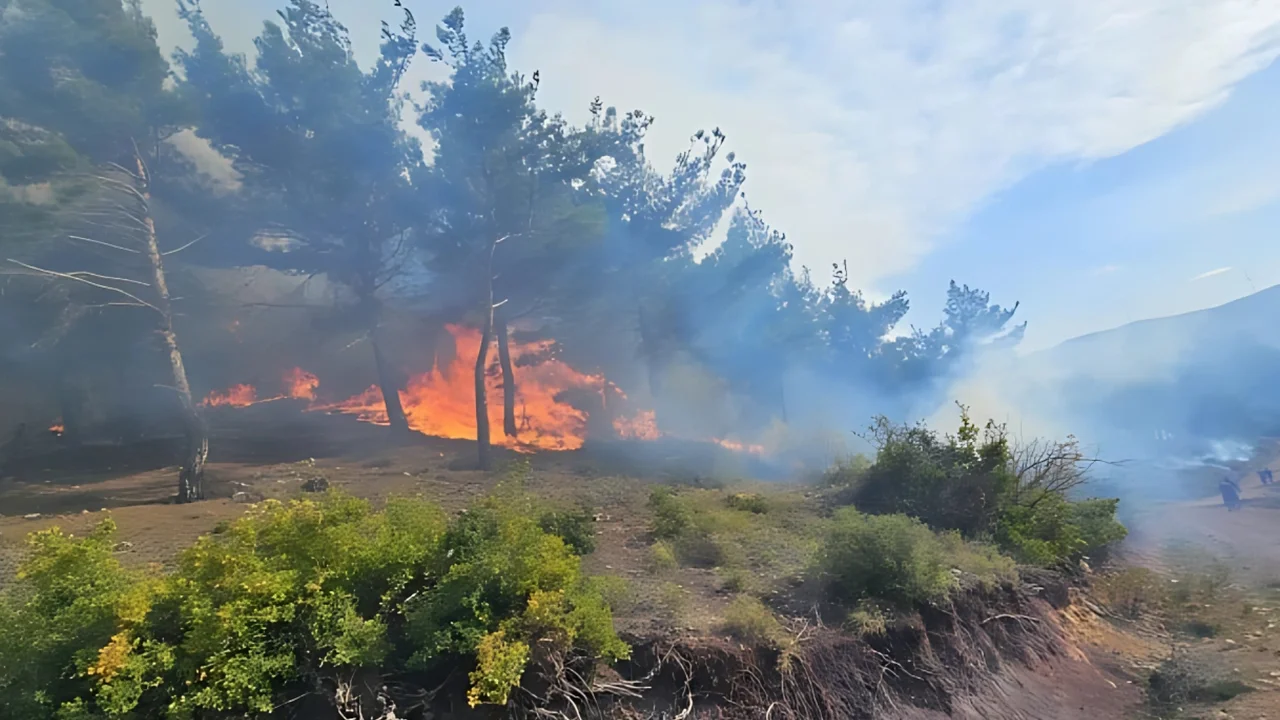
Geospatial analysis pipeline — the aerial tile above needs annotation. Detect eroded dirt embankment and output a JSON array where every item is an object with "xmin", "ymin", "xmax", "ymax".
[{"xmin": 415, "ymin": 572, "xmax": 1149, "ymax": 720}]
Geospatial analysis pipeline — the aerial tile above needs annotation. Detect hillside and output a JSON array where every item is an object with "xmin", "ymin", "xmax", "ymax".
[
  {"xmin": 1015, "ymin": 284, "xmax": 1280, "ymax": 462},
  {"xmin": 1044, "ymin": 283, "xmax": 1280, "ymax": 377}
]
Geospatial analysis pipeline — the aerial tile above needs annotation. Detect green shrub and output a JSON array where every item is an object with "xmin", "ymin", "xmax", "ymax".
[
  {"xmin": 0, "ymin": 518, "xmax": 145, "ymax": 720},
  {"xmin": 718, "ymin": 567, "xmax": 753, "ymax": 594},
  {"xmin": 821, "ymin": 454, "xmax": 872, "ymax": 488},
  {"xmin": 722, "ymin": 596, "xmax": 782, "ymax": 644},
  {"xmin": 0, "ymin": 491, "xmax": 629, "ymax": 718},
  {"xmin": 845, "ymin": 411, "xmax": 1127, "ymax": 568},
  {"xmin": 649, "ymin": 486, "xmax": 693, "ymax": 540},
  {"xmin": 673, "ymin": 533, "xmax": 727, "ymax": 568},
  {"xmin": 996, "ymin": 495, "xmax": 1127, "ymax": 566},
  {"xmin": 845, "ymin": 600, "xmax": 890, "ymax": 637},
  {"xmin": 817, "ymin": 509, "xmax": 957, "ymax": 606},
  {"xmin": 937, "ymin": 532, "xmax": 1017, "ymax": 589},
  {"xmin": 726, "ymin": 492, "xmax": 768, "ymax": 514},
  {"xmin": 154, "ymin": 494, "xmax": 449, "ymax": 716},
  {"xmin": 404, "ymin": 492, "xmax": 628, "ymax": 704},
  {"xmin": 539, "ymin": 505, "xmax": 598, "ymax": 555},
  {"xmin": 649, "ymin": 541, "xmax": 678, "ymax": 573},
  {"xmin": 646, "ymin": 488, "xmax": 728, "ymax": 567},
  {"xmin": 852, "ymin": 411, "xmax": 1016, "ymax": 537}
]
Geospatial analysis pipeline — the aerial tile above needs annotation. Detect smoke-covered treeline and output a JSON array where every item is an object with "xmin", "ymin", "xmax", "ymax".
[{"xmin": 0, "ymin": 0, "xmax": 1025, "ymax": 495}]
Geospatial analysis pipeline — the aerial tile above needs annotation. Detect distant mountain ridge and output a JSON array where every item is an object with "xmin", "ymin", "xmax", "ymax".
[
  {"xmin": 1043, "ymin": 283, "xmax": 1280, "ymax": 373},
  {"xmin": 1015, "ymin": 284, "xmax": 1280, "ymax": 461}
]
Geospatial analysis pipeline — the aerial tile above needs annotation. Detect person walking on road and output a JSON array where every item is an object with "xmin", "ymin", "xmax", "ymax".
[
  {"xmin": 1220, "ymin": 476, "xmax": 1243, "ymax": 511},
  {"xmin": 1259, "ymin": 468, "xmax": 1274, "ymax": 486}
]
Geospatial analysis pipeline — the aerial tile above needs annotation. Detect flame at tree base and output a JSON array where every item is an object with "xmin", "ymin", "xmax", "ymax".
[
  {"xmin": 200, "ymin": 325, "xmax": 767, "ymax": 456},
  {"xmin": 316, "ymin": 325, "xmax": 607, "ymax": 452}
]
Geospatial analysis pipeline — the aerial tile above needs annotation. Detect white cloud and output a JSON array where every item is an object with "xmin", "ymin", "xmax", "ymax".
[
  {"xmin": 142, "ymin": 0, "xmax": 1280, "ymax": 291},
  {"xmin": 1191, "ymin": 266, "xmax": 1234, "ymax": 281},
  {"xmin": 504, "ymin": 0, "xmax": 1280, "ymax": 289},
  {"xmin": 1092, "ymin": 264, "xmax": 1122, "ymax": 276}
]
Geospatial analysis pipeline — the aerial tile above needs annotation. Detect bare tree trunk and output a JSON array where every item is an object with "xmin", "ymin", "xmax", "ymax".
[
  {"xmin": 136, "ymin": 152, "xmax": 207, "ymax": 503},
  {"xmin": 475, "ymin": 307, "xmax": 493, "ymax": 471},
  {"xmin": 495, "ymin": 308, "xmax": 517, "ymax": 438},
  {"xmin": 371, "ymin": 327, "xmax": 410, "ymax": 435},
  {"xmin": 475, "ymin": 235, "xmax": 511, "ymax": 470}
]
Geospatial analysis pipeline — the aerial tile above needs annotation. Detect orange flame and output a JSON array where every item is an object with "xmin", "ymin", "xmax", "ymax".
[
  {"xmin": 614, "ymin": 409, "xmax": 662, "ymax": 441},
  {"xmin": 202, "ymin": 383, "xmax": 258, "ymax": 408},
  {"xmin": 322, "ymin": 325, "xmax": 607, "ymax": 452},
  {"xmin": 714, "ymin": 438, "xmax": 766, "ymax": 455},
  {"xmin": 196, "ymin": 330, "xmax": 768, "ymax": 457},
  {"xmin": 49, "ymin": 419, "xmax": 64, "ymax": 436},
  {"xmin": 283, "ymin": 368, "xmax": 319, "ymax": 401},
  {"xmin": 202, "ymin": 368, "xmax": 318, "ymax": 408}
]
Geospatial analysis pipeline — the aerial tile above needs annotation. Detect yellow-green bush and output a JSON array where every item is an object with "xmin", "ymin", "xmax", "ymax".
[
  {"xmin": 817, "ymin": 509, "xmax": 958, "ymax": 607},
  {"xmin": 0, "ymin": 518, "xmax": 145, "ymax": 720},
  {"xmin": 722, "ymin": 595, "xmax": 782, "ymax": 645},
  {"xmin": 0, "ymin": 491, "xmax": 628, "ymax": 719},
  {"xmin": 845, "ymin": 599, "xmax": 890, "ymax": 637},
  {"xmin": 649, "ymin": 541, "xmax": 678, "ymax": 572}
]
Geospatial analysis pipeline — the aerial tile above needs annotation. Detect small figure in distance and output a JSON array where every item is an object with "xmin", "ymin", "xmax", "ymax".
[
  {"xmin": 1258, "ymin": 468, "xmax": 1274, "ymax": 486},
  {"xmin": 1220, "ymin": 475, "xmax": 1243, "ymax": 511}
]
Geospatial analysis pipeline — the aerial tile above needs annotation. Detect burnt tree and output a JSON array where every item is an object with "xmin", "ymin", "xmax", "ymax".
[{"xmin": 7, "ymin": 149, "xmax": 209, "ymax": 501}]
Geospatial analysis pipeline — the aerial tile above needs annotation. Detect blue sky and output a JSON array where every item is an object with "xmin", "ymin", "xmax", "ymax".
[
  {"xmin": 901, "ymin": 59, "xmax": 1280, "ymax": 351},
  {"xmin": 143, "ymin": 0, "xmax": 1280, "ymax": 351}
]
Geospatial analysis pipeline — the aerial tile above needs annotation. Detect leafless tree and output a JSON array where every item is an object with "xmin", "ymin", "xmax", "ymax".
[
  {"xmin": 6, "ymin": 145, "xmax": 208, "ymax": 502},
  {"xmin": 1008, "ymin": 435, "xmax": 1117, "ymax": 509}
]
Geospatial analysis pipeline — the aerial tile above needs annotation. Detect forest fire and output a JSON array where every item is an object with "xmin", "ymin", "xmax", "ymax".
[
  {"xmin": 283, "ymin": 368, "xmax": 319, "ymax": 401},
  {"xmin": 202, "ymin": 384, "xmax": 258, "ymax": 408},
  {"xmin": 198, "ymin": 325, "xmax": 766, "ymax": 455},
  {"xmin": 613, "ymin": 409, "xmax": 662, "ymax": 441},
  {"xmin": 48, "ymin": 419, "xmax": 64, "ymax": 437},
  {"xmin": 320, "ymin": 325, "xmax": 609, "ymax": 452},
  {"xmin": 715, "ymin": 438, "xmax": 766, "ymax": 455},
  {"xmin": 201, "ymin": 368, "xmax": 321, "ymax": 408}
]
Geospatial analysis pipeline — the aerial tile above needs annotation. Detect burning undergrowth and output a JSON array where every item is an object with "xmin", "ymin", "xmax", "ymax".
[{"xmin": 197, "ymin": 324, "xmax": 767, "ymax": 458}]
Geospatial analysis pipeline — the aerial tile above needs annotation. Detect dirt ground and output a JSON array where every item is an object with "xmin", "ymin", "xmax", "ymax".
[
  {"xmin": 1, "ymin": 413, "xmax": 1279, "ymax": 718},
  {"xmin": 1113, "ymin": 447, "xmax": 1280, "ymax": 720}
]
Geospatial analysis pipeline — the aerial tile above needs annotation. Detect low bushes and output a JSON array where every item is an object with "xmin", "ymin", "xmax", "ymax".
[
  {"xmin": 0, "ymin": 490, "xmax": 627, "ymax": 719},
  {"xmin": 1147, "ymin": 651, "xmax": 1252, "ymax": 708},
  {"xmin": 645, "ymin": 486, "xmax": 819, "ymax": 591},
  {"xmin": 844, "ymin": 408, "xmax": 1127, "ymax": 568},
  {"xmin": 722, "ymin": 595, "xmax": 783, "ymax": 645},
  {"xmin": 819, "ymin": 509, "xmax": 968, "ymax": 607}
]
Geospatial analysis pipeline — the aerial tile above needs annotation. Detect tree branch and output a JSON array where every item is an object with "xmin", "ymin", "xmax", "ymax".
[
  {"xmin": 64, "ymin": 271, "xmax": 150, "ymax": 287},
  {"xmin": 162, "ymin": 234, "xmax": 208, "ymax": 256},
  {"xmin": 65, "ymin": 234, "xmax": 140, "ymax": 254},
  {"xmin": 7, "ymin": 259, "xmax": 161, "ymax": 314}
]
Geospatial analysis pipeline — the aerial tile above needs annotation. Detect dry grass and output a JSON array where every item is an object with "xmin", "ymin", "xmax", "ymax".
[{"xmin": 722, "ymin": 595, "xmax": 783, "ymax": 644}]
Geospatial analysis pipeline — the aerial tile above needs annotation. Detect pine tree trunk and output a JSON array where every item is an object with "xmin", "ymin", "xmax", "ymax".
[
  {"xmin": 371, "ymin": 328, "xmax": 410, "ymax": 435},
  {"xmin": 495, "ymin": 308, "xmax": 517, "ymax": 438},
  {"xmin": 136, "ymin": 152, "xmax": 206, "ymax": 503},
  {"xmin": 475, "ymin": 307, "xmax": 493, "ymax": 470}
]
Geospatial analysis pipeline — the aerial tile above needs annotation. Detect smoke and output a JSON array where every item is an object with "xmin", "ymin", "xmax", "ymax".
[{"xmin": 933, "ymin": 284, "xmax": 1280, "ymax": 507}]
